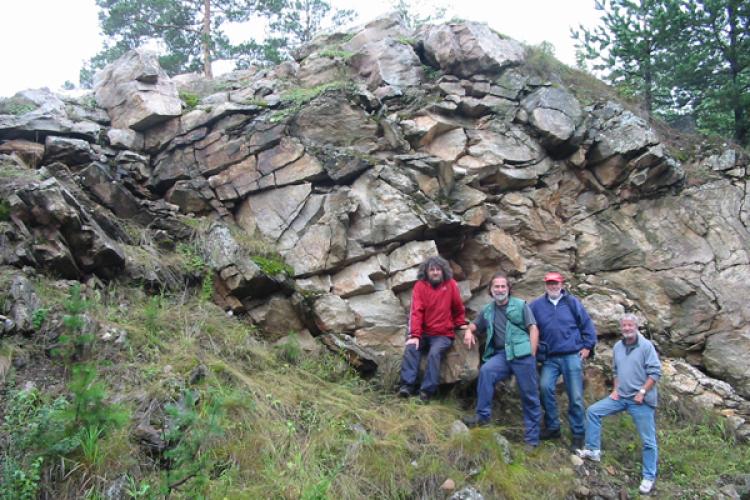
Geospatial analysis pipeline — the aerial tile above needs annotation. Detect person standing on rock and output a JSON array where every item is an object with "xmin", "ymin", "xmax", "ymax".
[
  {"xmin": 577, "ymin": 313, "xmax": 661, "ymax": 495},
  {"xmin": 398, "ymin": 256, "xmax": 468, "ymax": 402},
  {"xmin": 530, "ymin": 272, "xmax": 597, "ymax": 451},
  {"xmin": 461, "ymin": 273, "xmax": 542, "ymax": 449}
]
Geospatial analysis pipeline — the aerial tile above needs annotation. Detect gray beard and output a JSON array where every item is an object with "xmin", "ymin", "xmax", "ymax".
[{"xmin": 493, "ymin": 293, "xmax": 508, "ymax": 304}]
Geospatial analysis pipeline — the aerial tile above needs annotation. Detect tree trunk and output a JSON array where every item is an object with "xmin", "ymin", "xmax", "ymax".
[
  {"xmin": 726, "ymin": 2, "xmax": 747, "ymax": 144},
  {"xmin": 203, "ymin": 0, "xmax": 213, "ymax": 79}
]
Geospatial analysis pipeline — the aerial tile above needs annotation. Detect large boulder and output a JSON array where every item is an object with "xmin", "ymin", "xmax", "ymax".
[
  {"xmin": 703, "ymin": 330, "xmax": 750, "ymax": 399},
  {"xmin": 94, "ymin": 49, "xmax": 182, "ymax": 131},
  {"xmin": 420, "ymin": 22, "xmax": 524, "ymax": 78}
]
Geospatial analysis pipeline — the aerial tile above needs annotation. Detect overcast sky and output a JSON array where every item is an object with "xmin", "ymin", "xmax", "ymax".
[{"xmin": 1, "ymin": 0, "xmax": 602, "ymax": 98}]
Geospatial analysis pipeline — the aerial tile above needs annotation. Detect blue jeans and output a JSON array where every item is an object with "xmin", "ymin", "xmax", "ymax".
[
  {"xmin": 399, "ymin": 335, "xmax": 453, "ymax": 395},
  {"xmin": 540, "ymin": 353, "xmax": 585, "ymax": 437},
  {"xmin": 584, "ymin": 396, "xmax": 658, "ymax": 480},
  {"xmin": 476, "ymin": 352, "xmax": 541, "ymax": 445}
]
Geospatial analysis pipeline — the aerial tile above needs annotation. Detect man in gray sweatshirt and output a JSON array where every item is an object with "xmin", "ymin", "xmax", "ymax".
[{"xmin": 576, "ymin": 313, "xmax": 662, "ymax": 495}]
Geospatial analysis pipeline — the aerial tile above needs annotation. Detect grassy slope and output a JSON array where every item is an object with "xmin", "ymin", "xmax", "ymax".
[{"xmin": 2, "ymin": 274, "xmax": 748, "ymax": 499}]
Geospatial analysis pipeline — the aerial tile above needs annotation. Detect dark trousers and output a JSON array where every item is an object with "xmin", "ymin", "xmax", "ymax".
[
  {"xmin": 399, "ymin": 335, "xmax": 453, "ymax": 395},
  {"xmin": 476, "ymin": 352, "xmax": 541, "ymax": 445}
]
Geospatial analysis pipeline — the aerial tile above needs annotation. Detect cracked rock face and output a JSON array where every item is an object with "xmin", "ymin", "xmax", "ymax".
[{"xmin": 2, "ymin": 14, "xmax": 750, "ymax": 437}]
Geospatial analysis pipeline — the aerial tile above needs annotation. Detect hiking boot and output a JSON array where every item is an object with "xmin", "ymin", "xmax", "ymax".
[
  {"xmin": 638, "ymin": 478, "xmax": 654, "ymax": 495},
  {"xmin": 575, "ymin": 448, "xmax": 601, "ymax": 462},
  {"xmin": 398, "ymin": 385, "xmax": 414, "ymax": 398},
  {"xmin": 418, "ymin": 391, "xmax": 431, "ymax": 403},
  {"xmin": 570, "ymin": 435, "xmax": 585, "ymax": 451},
  {"xmin": 523, "ymin": 443, "xmax": 538, "ymax": 453},
  {"xmin": 540, "ymin": 428, "xmax": 561, "ymax": 440},
  {"xmin": 461, "ymin": 415, "xmax": 490, "ymax": 428}
]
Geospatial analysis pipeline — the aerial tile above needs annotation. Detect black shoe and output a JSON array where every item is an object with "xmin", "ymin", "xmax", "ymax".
[
  {"xmin": 418, "ymin": 391, "xmax": 431, "ymax": 403},
  {"xmin": 398, "ymin": 385, "xmax": 414, "ymax": 398},
  {"xmin": 462, "ymin": 415, "xmax": 490, "ymax": 428},
  {"xmin": 540, "ymin": 428, "xmax": 561, "ymax": 440},
  {"xmin": 570, "ymin": 436, "xmax": 585, "ymax": 451}
]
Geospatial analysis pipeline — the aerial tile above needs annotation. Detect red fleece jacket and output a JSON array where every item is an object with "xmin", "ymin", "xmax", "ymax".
[{"xmin": 409, "ymin": 278, "xmax": 466, "ymax": 338}]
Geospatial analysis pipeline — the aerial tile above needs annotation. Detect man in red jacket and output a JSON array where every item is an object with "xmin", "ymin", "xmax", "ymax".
[{"xmin": 398, "ymin": 256, "xmax": 467, "ymax": 401}]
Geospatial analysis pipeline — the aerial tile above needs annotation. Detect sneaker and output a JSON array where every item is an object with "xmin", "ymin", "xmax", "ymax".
[
  {"xmin": 418, "ymin": 391, "xmax": 431, "ymax": 403},
  {"xmin": 570, "ymin": 435, "xmax": 585, "ymax": 451},
  {"xmin": 461, "ymin": 415, "xmax": 490, "ymax": 428},
  {"xmin": 540, "ymin": 428, "xmax": 561, "ymax": 440},
  {"xmin": 398, "ymin": 385, "xmax": 414, "ymax": 398},
  {"xmin": 575, "ymin": 448, "xmax": 601, "ymax": 462},
  {"xmin": 523, "ymin": 443, "xmax": 538, "ymax": 453},
  {"xmin": 638, "ymin": 478, "xmax": 654, "ymax": 494}
]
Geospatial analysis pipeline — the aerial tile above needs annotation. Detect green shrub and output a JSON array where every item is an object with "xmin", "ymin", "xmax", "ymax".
[
  {"xmin": 318, "ymin": 48, "xmax": 354, "ymax": 60},
  {"xmin": 54, "ymin": 284, "xmax": 93, "ymax": 361},
  {"xmin": 31, "ymin": 308, "xmax": 48, "ymax": 331},
  {"xmin": 251, "ymin": 255, "xmax": 293, "ymax": 276},
  {"xmin": 161, "ymin": 389, "xmax": 226, "ymax": 497},
  {"xmin": 0, "ymin": 97, "xmax": 38, "ymax": 116},
  {"xmin": 179, "ymin": 90, "xmax": 201, "ymax": 110},
  {"xmin": 0, "ymin": 199, "xmax": 10, "ymax": 221}
]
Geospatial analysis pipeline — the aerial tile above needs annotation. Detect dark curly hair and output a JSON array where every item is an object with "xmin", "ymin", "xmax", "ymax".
[{"xmin": 416, "ymin": 256, "xmax": 453, "ymax": 282}]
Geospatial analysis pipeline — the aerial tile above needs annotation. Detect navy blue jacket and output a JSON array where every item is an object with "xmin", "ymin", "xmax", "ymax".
[{"xmin": 530, "ymin": 291, "xmax": 597, "ymax": 355}]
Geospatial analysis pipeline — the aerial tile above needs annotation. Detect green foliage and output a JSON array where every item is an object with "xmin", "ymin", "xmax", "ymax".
[
  {"xmin": 234, "ymin": 0, "xmax": 356, "ymax": 66},
  {"xmin": 31, "ymin": 308, "xmax": 48, "ymax": 331},
  {"xmin": 274, "ymin": 333, "xmax": 302, "ymax": 365},
  {"xmin": 161, "ymin": 389, "xmax": 226, "ymax": 497},
  {"xmin": 318, "ymin": 47, "xmax": 355, "ymax": 60},
  {"xmin": 395, "ymin": 36, "xmax": 417, "ymax": 46},
  {"xmin": 144, "ymin": 295, "xmax": 164, "ymax": 339},
  {"xmin": 83, "ymin": 0, "xmax": 270, "ymax": 84},
  {"xmin": 0, "ymin": 455, "xmax": 42, "ymax": 500},
  {"xmin": 271, "ymin": 80, "xmax": 355, "ymax": 123},
  {"xmin": 54, "ymin": 283, "xmax": 93, "ymax": 361},
  {"xmin": 0, "ymin": 97, "xmax": 38, "ymax": 116},
  {"xmin": 179, "ymin": 90, "xmax": 201, "ymax": 110},
  {"xmin": 177, "ymin": 242, "xmax": 206, "ymax": 273},
  {"xmin": 574, "ymin": 0, "xmax": 750, "ymax": 146},
  {"xmin": 251, "ymin": 255, "xmax": 293, "ymax": 276},
  {"xmin": 200, "ymin": 271, "xmax": 214, "ymax": 302},
  {"xmin": 0, "ymin": 199, "xmax": 11, "ymax": 221},
  {"xmin": 390, "ymin": 0, "xmax": 449, "ymax": 28},
  {"xmin": 421, "ymin": 64, "xmax": 442, "ymax": 81}
]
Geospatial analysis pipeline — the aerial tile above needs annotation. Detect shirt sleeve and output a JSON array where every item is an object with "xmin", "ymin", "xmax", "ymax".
[
  {"xmin": 409, "ymin": 282, "xmax": 425, "ymax": 338},
  {"xmin": 473, "ymin": 312, "xmax": 487, "ymax": 334},
  {"xmin": 450, "ymin": 280, "xmax": 467, "ymax": 327},
  {"xmin": 644, "ymin": 343, "xmax": 662, "ymax": 381},
  {"xmin": 523, "ymin": 303, "xmax": 537, "ymax": 327}
]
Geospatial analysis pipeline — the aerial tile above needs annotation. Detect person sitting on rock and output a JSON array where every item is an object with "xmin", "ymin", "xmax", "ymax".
[
  {"xmin": 577, "ymin": 313, "xmax": 662, "ymax": 495},
  {"xmin": 461, "ymin": 273, "xmax": 542, "ymax": 449},
  {"xmin": 398, "ymin": 256, "xmax": 467, "ymax": 402}
]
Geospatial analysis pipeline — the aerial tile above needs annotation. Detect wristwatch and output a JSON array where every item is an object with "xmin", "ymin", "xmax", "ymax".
[{"xmin": 638, "ymin": 388, "xmax": 646, "ymax": 395}]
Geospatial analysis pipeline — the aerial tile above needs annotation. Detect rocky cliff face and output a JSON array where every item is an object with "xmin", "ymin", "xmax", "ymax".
[{"xmin": 1, "ymin": 15, "xmax": 748, "ymax": 438}]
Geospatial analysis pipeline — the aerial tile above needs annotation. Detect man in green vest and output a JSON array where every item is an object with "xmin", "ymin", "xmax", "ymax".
[{"xmin": 461, "ymin": 273, "xmax": 542, "ymax": 448}]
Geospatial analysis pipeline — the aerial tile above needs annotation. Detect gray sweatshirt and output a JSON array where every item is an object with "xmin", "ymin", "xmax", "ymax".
[{"xmin": 613, "ymin": 333, "xmax": 662, "ymax": 407}]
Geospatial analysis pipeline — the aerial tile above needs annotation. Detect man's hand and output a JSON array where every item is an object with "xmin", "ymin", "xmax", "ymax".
[
  {"xmin": 405, "ymin": 337, "xmax": 420, "ymax": 350},
  {"xmin": 609, "ymin": 390, "xmax": 619, "ymax": 401},
  {"xmin": 462, "ymin": 328, "xmax": 476, "ymax": 349},
  {"xmin": 579, "ymin": 348, "xmax": 591, "ymax": 360},
  {"xmin": 634, "ymin": 391, "xmax": 645, "ymax": 405}
]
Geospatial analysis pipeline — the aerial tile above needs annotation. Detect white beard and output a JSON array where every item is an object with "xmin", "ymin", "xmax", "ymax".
[{"xmin": 493, "ymin": 293, "xmax": 508, "ymax": 304}]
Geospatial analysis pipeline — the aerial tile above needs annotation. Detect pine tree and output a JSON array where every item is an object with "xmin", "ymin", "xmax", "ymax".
[
  {"xmin": 675, "ymin": 0, "xmax": 750, "ymax": 145},
  {"xmin": 81, "ymin": 0, "xmax": 266, "ymax": 86},
  {"xmin": 572, "ymin": 0, "xmax": 686, "ymax": 117}
]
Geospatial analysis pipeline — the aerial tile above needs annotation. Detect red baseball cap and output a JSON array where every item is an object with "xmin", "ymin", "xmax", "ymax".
[{"xmin": 544, "ymin": 272, "xmax": 565, "ymax": 283}]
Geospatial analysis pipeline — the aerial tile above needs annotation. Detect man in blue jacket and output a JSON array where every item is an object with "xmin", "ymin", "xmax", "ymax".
[{"xmin": 530, "ymin": 272, "xmax": 597, "ymax": 451}]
